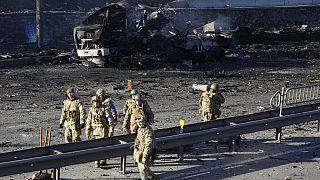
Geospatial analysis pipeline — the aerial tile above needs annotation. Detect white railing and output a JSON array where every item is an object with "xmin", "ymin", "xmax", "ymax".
[
  {"xmin": 270, "ymin": 84, "xmax": 320, "ymax": 109},
  {"xmin": 270, "ymin": 84, "xmax": 320, "ymax": 141}
]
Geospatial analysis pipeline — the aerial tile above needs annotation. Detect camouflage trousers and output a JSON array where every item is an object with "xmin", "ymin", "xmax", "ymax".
[
  {"xmin": 93, "ymin": 127, "xmax": 108, "ymax": 167},
  {"xmin": 93, "ymin": 126, "xmax": 108, "ymax": 138},
  {"xmin": 201, "ymin": 111, "xmax": 215, "ymax": 121},
  {"xmin": 137, "ymin": 162, "xmax": 156, "ymax": 180},
  {"xmin": 64, "ymin": 128, "xmax": 81, "ymax": 143},
  {"xmin": 108, "ymin": 124, "xmax": 114, "ymax": 137},
  {"xmin": 201, "ymin": 110, "xmax": 221, "ymax": 122}
]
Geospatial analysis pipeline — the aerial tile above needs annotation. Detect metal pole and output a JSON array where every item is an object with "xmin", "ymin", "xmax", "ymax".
[
  {"xmin": 36, "ymin": 0, "xmax": 42, "ymax": 49},
  {"xmin": 276, "ymin": 87, "xmax": 285, "ymax": 142},
  {"xmin": 56, "ymin": 168, "xmax": 60, "ymax": 180},
  {"xmin": 228, "ymin": 138, "xmax": 235, "ymax": 152},
  {"xmin": 53, "ymin": 168, "xmax": 56, "ymax": 179},
  {"xmin": 120, "ymin": 156, "xmax": 126, "ymax": 174},
  {"xmin": 178, "ymin": 125, "xmax": 184, "ymax": 161},
  {"xmin": 52, "ymin": 168, "xmax": 60, "ymax": 180},
  {"xmin": 39, "ymin": 127, "xmax": 42, "ymax": 147}
]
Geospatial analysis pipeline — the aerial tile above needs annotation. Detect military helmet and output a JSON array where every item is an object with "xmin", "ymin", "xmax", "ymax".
[
  {"xmin": 96, "ymin": 88, "xmax": 105, "ymax": 95},
  {"xmin": 133, "ymin": 93, "xmax": 142, "ymax": 101},
  {"xmin": 135, "ymin": 115, "xmax": 146, "ymax": 122},
  {"xmin": 91, "ymin": 96, "xmax": 100, "ymax": 103},
  {"xmin": 66, "ymin": 88, "xmax": 75, "ymax": 94},
  {"xmin": 130, "ymin": 89, "xmax": 138, "ymax": 95},
  {"xmin": 210, "ymin": 83, "xmax": 219, "ymax": 91}
]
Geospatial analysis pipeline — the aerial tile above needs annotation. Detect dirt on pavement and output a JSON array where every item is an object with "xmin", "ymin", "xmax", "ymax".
[{"xmin": 1, "ymin": 41, "xmax": 320, "ymax": 179}]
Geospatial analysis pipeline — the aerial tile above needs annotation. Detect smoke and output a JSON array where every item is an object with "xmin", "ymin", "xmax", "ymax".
[{"xmin": 213, "ymin": 14, "xmax": 233, "ymax": 31}]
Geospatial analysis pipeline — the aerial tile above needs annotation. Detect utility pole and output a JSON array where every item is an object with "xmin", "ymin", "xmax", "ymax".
[{"xmin": 36, "ymin": 0, "xmax": 42, "ymax": 49}]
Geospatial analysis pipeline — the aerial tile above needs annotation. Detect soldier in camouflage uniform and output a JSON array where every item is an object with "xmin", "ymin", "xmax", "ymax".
[
  {"xmin": 122, "ymin": 89, "xmax": 138, "ymax": 115},
  {"xmin": 95, "ymin": 88, "xmax": 117, "ymax": 137},
  {"xmin": 86, "ymin": 96, "xmax": 113, "ymax": 167},
  {"xmin": 133, "ymin": 115, "xmax": 159, "ymax": 180},
  {"xmin": 199, "ymin": 83, "xmax": 225, "ymax": 121},
  {"xmin": 122, "ymin": 93, "xmax": 154, "ymax": 134},
  {"xmin": 210, "ymin": 83, "xmax": 225, "ymax": 118},
  {"xmin": 60, "ymin": 88, "xmax": 86, "ymax": 143}
]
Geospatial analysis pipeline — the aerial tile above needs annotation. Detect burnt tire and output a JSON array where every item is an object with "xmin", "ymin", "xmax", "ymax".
[
  {"xmin": 216, "ymin": 48, "xmax": 226, "ymax": 60},
  {"xmin": 120, "ymin": 57, "xmax": 132, "ymax": 70}
]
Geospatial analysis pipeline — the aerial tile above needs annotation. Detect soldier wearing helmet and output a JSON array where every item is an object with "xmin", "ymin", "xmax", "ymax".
[
  {"xmin": 210, "ymin": 83, "xmax": 225, "ymax": 118},
  {"xmin": 86, "ymin": 96, "xmax": 112, "ymax": 167},
  {"xmin": 123, "ymin": 89, "xmax": 139, "ymax": 115},
  {"xmin": 199, "ymin": 83, "xmax": 225, "ymax": 121},
  {"xmin": 60, "ymin": 88, "xmax": 86, "ymax": 143},
  {"xmin": 122, "ymin": 93, "xmax": 154, "ymax": 134},
  {"xmin": 94, "ymin": 88, "xmax": 117, "ymax": 137},
  {"xmin": 133, "ymin": 115, "xmax": 159, "ymax": 180}
]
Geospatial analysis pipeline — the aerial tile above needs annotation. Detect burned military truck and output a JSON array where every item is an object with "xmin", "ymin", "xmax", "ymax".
[{"xmin": 74, "ymin": 2, "xmax": 229, "ymax": 69}]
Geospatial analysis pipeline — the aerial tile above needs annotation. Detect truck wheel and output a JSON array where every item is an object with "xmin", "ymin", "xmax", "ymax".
[{"xmin": 120, "ymin": 57, "xmax": 132, "ymax": 69}]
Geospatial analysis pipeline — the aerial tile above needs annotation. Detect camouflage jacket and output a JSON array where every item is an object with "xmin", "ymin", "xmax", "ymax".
[
  {"xmin": 211, "ymin": 92, "xmax": 225, "ymax": 113},
  {"xmin": 133, "ymin": 124, "xmax": 155, "ymax": 163},
  {"xmin": 122, "ymin": 100, "xmax": 154, "ymax": 131},
  {"xmin": 199, "ymin": 91, "xmax": 225, "ymax": 114},
  {"xmin": 199, "ymin": 91, "xmax": 213, "ymax": 112},
  {"xmin": 86, "ymin": 106, "xmax": 112, "ymax": 136},
  {"xmin": 122, "ymin": 98, "xmax": 135, "ymax": 114},
  {"xmin": 60, "ymin": 98, "xmax": 86, "ymax": 129},
  {"xmin": 94, "ymin": 95, "xmax": 118, "ymax": 122}
]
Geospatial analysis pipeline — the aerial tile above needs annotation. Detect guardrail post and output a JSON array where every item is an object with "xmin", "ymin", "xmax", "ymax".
[
  {"xmin": 317, "ymin": 106, "xmax": 320, "ymax": 133},
  {"xmin": 52, "ymin": 168, "xmax": 60, "ymax": 180},
  {"xmin": 178, "ymin": 119, "xmax": 185, "ymax": 161},
  {"xmin": 120, "ymin": 156, "xmax": 127, "ymax": 174},
  {"xmin": 276, "ymin": 87, "xmax": 285, "ymax": 142},
  {"xmin": 228, "ymin": 138, "xmax": 235, "ymax": 152},
  {"xmin": 227, "ymin": 123, "xmax": 237, "ymax": 152},
  {"xmin": 36, "ymin": 0, "xmax": 42, "ymax": 49}
]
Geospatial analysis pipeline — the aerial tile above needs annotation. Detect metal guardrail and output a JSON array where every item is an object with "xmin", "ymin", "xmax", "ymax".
[
  {"xmin": 1, "ymin": 107, "xmax": 320, "ymax": 177},
  {"xmin": 270, "ymin": 85, "xmax": 320, "ymax": 141},
  {"xmin": 285, "ymin": 85, "xmax": 320, "ymax": 105},
  {"xmin": 1, "ymin": 103, "xmax": 320, "ymax": 178},
  {"xmin": 1, "ymin": 102, "xmax": 319, "ymax": 164},
  {"xmin": 270, "ymin": 84, "xmax": 320, "ymax": 108}
]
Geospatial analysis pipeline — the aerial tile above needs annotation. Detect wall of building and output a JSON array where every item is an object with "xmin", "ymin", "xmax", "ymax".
[
  {"xmin": 171, "ymin": 0, "xmax": 320, "ymax": 8},
  {"xmin": 172, "ymin": 5, "xmax": 320, "ymax": 31}
]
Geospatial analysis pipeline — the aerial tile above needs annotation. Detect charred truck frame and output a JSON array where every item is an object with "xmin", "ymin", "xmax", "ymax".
[{"xmin": 74, "ymin": 2, "xmax": 230, "ymax": 69}]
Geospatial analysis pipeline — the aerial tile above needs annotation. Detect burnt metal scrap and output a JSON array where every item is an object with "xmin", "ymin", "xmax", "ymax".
[{"xmin": 73, "ymin": 1, "xmax": 233, "ymax": 69}]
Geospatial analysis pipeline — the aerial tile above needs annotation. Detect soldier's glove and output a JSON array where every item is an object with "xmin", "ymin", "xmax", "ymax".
[
  {"xmin": 80, "ymin": 123, "xmax": 85, "ymax": 129},
  {"xmin": 59, "ymin": 124, "xmax": 63, "ymax": 128},
  {"xmin": 108, "ymin": 119, "xmax": 113, "ymax": 126},
  {"xmin": 148, "ymin": 117, "xmax": 154, "ymax": 124},
  {"xmin": 142, "ymin": 157, "xmax": 147, "ymax": 164}
]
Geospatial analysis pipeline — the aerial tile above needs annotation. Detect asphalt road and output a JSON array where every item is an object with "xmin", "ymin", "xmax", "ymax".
[{"xmin": 1, "ymin": 42, "xmax": 320, "ymax": 179}]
